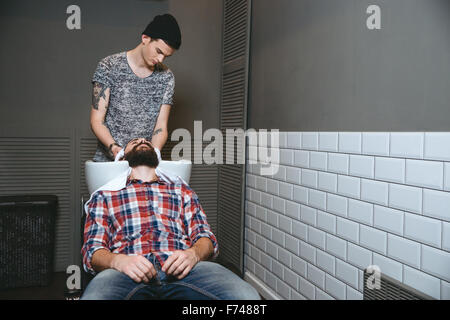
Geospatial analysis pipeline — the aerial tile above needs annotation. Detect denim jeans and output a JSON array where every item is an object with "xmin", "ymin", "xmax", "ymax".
[{"xmin": 81, "ymin": 261, "xmax": 260, "ymax": 300}]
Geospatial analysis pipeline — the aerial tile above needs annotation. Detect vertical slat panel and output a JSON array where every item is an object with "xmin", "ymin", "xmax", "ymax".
[
  {"xmin": 223, "ymin": 0, "xmax": 249, "ymax": 64},
  {"xmin": 217, "ymin": 0, "xmax": 251, "ymax": 274},
  {"xmin": 0, "ymin": 137, "xmax": 71, "ymax": 272},
  {"xmin": 79, "ymin": 138, "xmax": 97, "ymax": 202}
]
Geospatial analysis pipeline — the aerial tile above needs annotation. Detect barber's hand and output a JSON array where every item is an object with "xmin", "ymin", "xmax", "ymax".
[
  {"xmin": 162, "ymin": 248, "xmax": 199, "ymax": 280},
  {"xmin": 114, "ymin": 149, "xmax": 125, "ymax": 162},
  {"xmin": 111, "ymin": 254, "xmax": 157, "ymax": 283},
  {"xmin": 111, "ymin": 145, "xmax": 123, "ymax": 160}
]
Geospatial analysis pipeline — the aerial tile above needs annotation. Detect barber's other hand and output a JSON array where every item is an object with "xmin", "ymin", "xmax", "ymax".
[
  {"xmin": 162, "ymin": 248, "xmax": 199, "ymax": 280},
  {"xmin": 111, "ymin": 254, "xmax": 157, "ymax": 283}
]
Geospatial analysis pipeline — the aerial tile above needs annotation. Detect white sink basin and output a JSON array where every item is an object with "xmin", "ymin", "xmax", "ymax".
[{"xmin": 85, "ymin": 159, "xmax": 192, "ymax": 195}]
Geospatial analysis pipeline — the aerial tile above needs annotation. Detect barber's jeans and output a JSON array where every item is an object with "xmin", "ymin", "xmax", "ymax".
[{"xmin": 81, "ymin": 261, "xmax": 260, "ymax": 300}]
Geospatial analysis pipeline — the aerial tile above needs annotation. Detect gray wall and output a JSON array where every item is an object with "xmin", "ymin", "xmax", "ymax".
[
  {"xmin": 167, "ymin": 0, "xmax": 223, "ymax": 131},
  {"xmin": 248, "ymin": 0, "xmax": 450, "ymax": 131},
  {"xmin": 0, "ymin": 0, "xmax": 223, "ymax": 270},
  {"xmin": 0, "ymin": 0, "xmax": 221, "ymax": 135}
]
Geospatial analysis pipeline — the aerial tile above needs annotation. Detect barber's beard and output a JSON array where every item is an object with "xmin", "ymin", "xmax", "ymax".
[{"xmin": 124, "ymin": 144, "xmax": 159, "ymax": 168}]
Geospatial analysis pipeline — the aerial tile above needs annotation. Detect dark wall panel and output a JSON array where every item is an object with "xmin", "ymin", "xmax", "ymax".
[{"xmin": 248, "ymin": 0, "xmax": 450, "ymax": 131}]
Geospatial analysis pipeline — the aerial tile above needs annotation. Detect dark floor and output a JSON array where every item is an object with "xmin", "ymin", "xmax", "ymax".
[
  {"xmin": 0, "ymin": 267, "xmax": 262, "ymax": 300},
  {"xmin": 0, "ymin": 272, "xmax": 67, "ymax": 300}
]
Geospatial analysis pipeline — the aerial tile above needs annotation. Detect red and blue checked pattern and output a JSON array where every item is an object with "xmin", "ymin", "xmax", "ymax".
[{"xmin": 82, "ymin": 179, "xmax": 218, "ymax": 275}]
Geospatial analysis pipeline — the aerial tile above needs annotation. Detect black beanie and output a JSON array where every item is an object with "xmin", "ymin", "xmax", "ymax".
[{"xmin": 142, "ymin": 14, "xmax": 181, "ymax": 50}]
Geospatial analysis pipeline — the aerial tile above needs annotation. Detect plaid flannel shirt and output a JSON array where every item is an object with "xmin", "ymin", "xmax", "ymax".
[{"xmin": 82, "ymin": 178, "xmax": 218, "ymax": 275}]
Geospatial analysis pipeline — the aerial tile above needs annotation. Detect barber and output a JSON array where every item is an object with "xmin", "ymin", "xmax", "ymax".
[{"xmin": 90, "ymin": 14, "xmax": 181, "ymax": 161}]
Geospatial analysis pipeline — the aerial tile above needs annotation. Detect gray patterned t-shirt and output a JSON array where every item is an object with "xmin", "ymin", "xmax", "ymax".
[{"xmin": 92, "ymin": 51, "xmax": 175, "ymax": 161}]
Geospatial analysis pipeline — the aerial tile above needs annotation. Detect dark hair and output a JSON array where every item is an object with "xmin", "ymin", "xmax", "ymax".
[
  {"xmin": 151, "ymin": 37, "xmax": 179, "ymax": 52},
  {"xmin": 124, "ymin": 144, "xmax": 159, "ymax": 168},
  {"xmin": 142, "ymin": 14, "xmax": 181, "ymax": 50}
]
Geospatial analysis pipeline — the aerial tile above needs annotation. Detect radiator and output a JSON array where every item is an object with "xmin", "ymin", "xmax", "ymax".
[
  {"xmin": 0, "ymin": 195, "xmax": 57, "ymax": 289},
  {"xmin": 363, "ymin": 267, "xmax": 435, "ymax": 300}
]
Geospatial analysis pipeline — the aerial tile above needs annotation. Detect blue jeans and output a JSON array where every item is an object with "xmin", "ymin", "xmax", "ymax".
[{"xmin": 81, "ymin": 261, "xmax": 260, "ymax": 300}]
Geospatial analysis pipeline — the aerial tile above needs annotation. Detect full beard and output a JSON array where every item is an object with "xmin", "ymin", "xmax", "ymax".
[{"xmin": 124, "ymin": 144, "xmax": 159, "ymax": 168}]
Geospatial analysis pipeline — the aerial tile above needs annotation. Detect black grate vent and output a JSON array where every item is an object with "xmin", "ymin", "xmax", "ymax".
[
  {"xmin": 0, "ymin": 195, "xmax": 57, "ymax": 289},
  {"xmin": 363, "ymin": 268, "xmax": 435, "ymax": 300}
]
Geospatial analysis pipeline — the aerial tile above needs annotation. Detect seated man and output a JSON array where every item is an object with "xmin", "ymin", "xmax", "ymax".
[{"xmin": 81, "ymin": 138, "xmax": 260, "ymax": 300}]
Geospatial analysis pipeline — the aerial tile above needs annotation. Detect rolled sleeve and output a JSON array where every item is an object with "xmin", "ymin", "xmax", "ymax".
[
  {"xmin": 182, "ymin": 185, "xmax": 219, "ymax": 258},
  {"xmin": 81, "ymin": 192, "xmax": 111, "ymax": 275}
]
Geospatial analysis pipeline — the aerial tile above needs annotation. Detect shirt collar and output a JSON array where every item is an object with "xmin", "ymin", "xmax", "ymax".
[{"xmin": 126, "ymin": 177, "xmax": 167, "ymax": 186}]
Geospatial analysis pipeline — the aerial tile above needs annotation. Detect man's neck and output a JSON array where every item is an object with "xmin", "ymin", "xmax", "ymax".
[
  {"xmin": 127, "ymin": 45, "xmax": 154, "ymax": 72},
  {"xmin": 129, "ymin": 165, "xmax": 158, "ymax": 183}
]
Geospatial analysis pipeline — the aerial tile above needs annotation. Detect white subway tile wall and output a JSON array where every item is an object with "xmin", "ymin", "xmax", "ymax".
[
  {"xmin": 445, "ymin": 163, "xmax": 450, "ymax": 191},
  {"xmin": 362, "ymin": 132, "xmax": 390, "ymax": 156},
  {"xmin": 244, "ymin": 132, "xmax": 450, "ymax": 300},
  {"xmin": 390, "ymin": 133, "xmax": 424, "ymax": 159}
]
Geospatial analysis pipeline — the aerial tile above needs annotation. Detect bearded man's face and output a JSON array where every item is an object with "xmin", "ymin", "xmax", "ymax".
[{"xmin": 124, "ymin": 138, "xmax": 159, "ymax": 168}]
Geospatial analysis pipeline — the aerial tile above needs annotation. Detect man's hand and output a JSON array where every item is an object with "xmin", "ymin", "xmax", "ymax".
[
  {"xmin": 110, "ymin": 254, "xmax": 157, "ymax": 283},
  {"xmin": 162, "ymin": 248, "xmax": 200, "ymax": 280},
  {"xmin": 111, "ymin": 145, "xmax": 123, "ymax": 159}
]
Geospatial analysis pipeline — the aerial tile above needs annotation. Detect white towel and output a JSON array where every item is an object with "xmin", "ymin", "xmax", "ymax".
[
  {"xmin": 83, "ymin": 166, "xmax": 132, "ymax": 216},
  {"xmin": 155, "ymin": 166, "xmax": 188, "ymax": 185}
]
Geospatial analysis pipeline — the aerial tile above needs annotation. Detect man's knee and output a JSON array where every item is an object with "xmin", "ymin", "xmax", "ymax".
[
  {"xmin": 226, "ymin": 279, "xmax": 261, "ymax": 300},
  {"xmin": 193, "ymin": 262, "xmax": 261, "ymax": 300},
  {"xmin": 81, "ymin": 269, "xmax": 131, "ymax": 300}
]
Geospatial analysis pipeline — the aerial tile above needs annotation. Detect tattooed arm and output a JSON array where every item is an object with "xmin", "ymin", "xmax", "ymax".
[
  {"xmin": 151, "ymin": 104, "xmax": 171, "ymax": 151},
  {"xmin": 90, "ymin": 82, "xmax": 122, "ymax": 158}
]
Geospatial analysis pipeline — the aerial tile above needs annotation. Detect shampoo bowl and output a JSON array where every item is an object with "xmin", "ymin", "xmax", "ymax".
[{"xmin": 85, "ymin": 159, "xmax": 192, "ymax": 195}]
